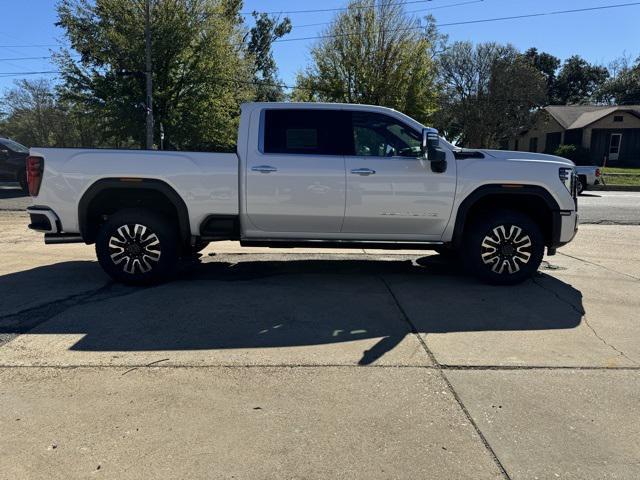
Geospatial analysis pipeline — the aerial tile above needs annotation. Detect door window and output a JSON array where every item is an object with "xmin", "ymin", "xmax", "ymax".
[
  {"xmin": 350, "ymin": 112, "xmax": 421, "ymax": 157},
  {"xmin": 263, "ymin": 109, "xmax": 347, "ymax": 155}
]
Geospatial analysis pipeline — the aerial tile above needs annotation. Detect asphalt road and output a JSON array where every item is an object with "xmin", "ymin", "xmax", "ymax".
[
  {"xmin": 577, "ymin": 191, "xmax": 640, "ymax": 224},
  {"xmin": 2, "ymin": 182, "xmax": 639, "ymax": 224}
]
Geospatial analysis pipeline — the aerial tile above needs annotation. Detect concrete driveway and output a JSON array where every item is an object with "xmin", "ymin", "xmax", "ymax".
[{"xmin": 0, "ymin": 210, "xmax": 639, "ymax": 479}]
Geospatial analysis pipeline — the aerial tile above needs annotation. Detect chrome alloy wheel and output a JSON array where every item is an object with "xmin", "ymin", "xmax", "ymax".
[
  {"xmin": 480, "ymin": 225, "xmax": 532, "ymax": 274},
  {"xmin": 108, "ymin": 224, "xmax": 161, "ymax": 275}
]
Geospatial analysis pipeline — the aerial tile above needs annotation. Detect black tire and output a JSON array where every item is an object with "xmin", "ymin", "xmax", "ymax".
[
  {"xmin": 463, "ymin": 210, "xmax": 544, "ymax": 285},
  {"xmin": 18, "ymin": 170, "xmax": 29, "ymax": 194},
  {"xmin": 577, "ymin": 176, "xmax": 587, "ymax": 195},
  {"xmin": 95, "ymin": 208, "xmax": 179, "ymax": 285}
]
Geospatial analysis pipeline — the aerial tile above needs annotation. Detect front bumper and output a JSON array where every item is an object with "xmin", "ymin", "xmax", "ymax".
[
  {"xmin": 549, "ymin": 210, "xmax": 578, "ymax": 254},
  {"xmin": 559, "ymin": 210, "xmax": 578, "ymax": 244}
]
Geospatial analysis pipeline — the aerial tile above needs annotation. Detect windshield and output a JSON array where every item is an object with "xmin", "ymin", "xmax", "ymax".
[{"xmin": 0, "ymin": 138, "xmax": 29, "ymax": 153}]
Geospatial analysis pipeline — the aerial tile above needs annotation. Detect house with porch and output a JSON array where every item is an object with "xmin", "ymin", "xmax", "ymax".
[{"xmin": 509, "ymin": 105, "xmax": 640, "ymax": 166}]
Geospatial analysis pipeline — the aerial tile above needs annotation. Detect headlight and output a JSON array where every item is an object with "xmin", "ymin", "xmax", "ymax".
[{"xmin": 559, "ymin": 167, "xmax": 575, "ymax": 193}]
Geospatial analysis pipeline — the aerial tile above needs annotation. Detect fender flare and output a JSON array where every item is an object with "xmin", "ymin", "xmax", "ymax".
[
  {"xmin": 78, "ymin": 178, "xmax": 191, "ymax": 243},
  {"xmin": 451, "ymin": 184, "xmax": 562, "ymax": 248}
]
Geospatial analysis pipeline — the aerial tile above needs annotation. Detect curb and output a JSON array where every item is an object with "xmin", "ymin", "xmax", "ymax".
[{"xmin": 591, "ymin": 185, "xmax": 640, "ymax": 192}]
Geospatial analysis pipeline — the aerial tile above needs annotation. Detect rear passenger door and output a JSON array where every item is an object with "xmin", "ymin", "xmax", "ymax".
[{"xmin": 245, "ymin": 109, "xmax": 350, "ymax": 234}]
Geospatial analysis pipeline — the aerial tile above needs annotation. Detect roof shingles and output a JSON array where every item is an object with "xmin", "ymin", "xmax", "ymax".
[{"xmin": 545, "ymin": 105, "xmax": 640, "ymax": 129}]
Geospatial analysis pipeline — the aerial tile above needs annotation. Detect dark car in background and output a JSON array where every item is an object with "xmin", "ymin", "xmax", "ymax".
[{"xmin": 0, "ymin": 138, "xmax": 29, "ymax": 193}]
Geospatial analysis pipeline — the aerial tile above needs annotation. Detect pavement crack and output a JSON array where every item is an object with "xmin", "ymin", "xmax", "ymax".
[
  {"xmin": 379, "ymin": 275, "xmax": 512, "ymax": 480},
  {"xmin": 558, "ymin": 251, "xmax": 640, "ymax": 282},
  {"xmin": 532, "ymin": 277, "xmax": 639, "ymax": 366},
  {"xmin": 121, "ymin": 358, "xmax": 170, "ymax": 376}
]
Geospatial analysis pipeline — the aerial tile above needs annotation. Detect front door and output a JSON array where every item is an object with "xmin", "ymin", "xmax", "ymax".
[
  {"xmin": 245, "ymin": 108, "xmax": 349, "ymax": 234},
  {"xmin": 342, "ymin": 111, "xmax": 456, "ymax": 239},
  {"xmin": 609, "ymin": 133, "xmax": 622, "ymax": 161}
]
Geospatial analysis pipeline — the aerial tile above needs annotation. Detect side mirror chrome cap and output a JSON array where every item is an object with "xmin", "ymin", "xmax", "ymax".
[{"xmin": 421, "ymin": 128, "xmax": 440, "ymax": 154}]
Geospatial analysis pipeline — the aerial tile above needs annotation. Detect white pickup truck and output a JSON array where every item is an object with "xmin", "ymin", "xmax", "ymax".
[{"xmin": 26, "ymin": 102, "xmax": 578, "ymax": 285}]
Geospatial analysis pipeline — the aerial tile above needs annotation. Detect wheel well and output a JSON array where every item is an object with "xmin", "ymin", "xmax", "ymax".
[
  {"xmin": 457, "ymin": 193, "xmax": 555, "ymax": 247},
  {"xmin": 79, "ymin": 180, "xmax": 190, "ymax": 246}
]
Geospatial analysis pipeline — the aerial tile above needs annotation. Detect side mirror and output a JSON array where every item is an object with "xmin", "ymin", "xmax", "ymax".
[
  {"xmin": 421, "ymin": 129, "xmax": 439, "ymax": 154},
  {"xmin": 421, "ymin": 129, "xmax": 447, "ymax": 171}
]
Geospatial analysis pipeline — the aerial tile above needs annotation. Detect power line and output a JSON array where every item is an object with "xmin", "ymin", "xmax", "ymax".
[
  {"xmin": 0, "ymin": 71, "xmax": 60, "ymax": 77},
  {"xmin": 273, "ymin": 1, "xmax": 640, "ymax": 43},
  {"xmin": 0, "ymin": 44, "xmax": 58, "ymax": 48},
  {"xmin": 0, "ymin": 56, "xmax": 52, "ymax": 61},
  {"xmin": 294, "ymin": 0, "xmax": 483, "ymax": 28},
  {"xmin": 238, "ymin": 0, "xmax": 439, "ymax": 16}
]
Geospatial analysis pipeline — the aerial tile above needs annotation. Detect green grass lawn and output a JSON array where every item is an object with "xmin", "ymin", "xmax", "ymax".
[
  {"xmin": 602, "ymin": 175, "xmax": 640, "ymax": 186},
  {"xmin": 599, "ymin": 166, "xmax": 640, "ymax": 186},
  {"xmin": 601, "ymin": 167, "xmax": 640, "ymax": 175}
]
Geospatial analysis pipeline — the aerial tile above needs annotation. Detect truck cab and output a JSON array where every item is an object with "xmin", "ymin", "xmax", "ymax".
[{"xmin": 26, "ymin": 102, "xmax": 578, "ymax": 285}]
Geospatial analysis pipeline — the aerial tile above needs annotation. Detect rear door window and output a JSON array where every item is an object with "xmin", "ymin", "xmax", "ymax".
[{"xmin": 263, "ymin": 109, "xmax": 349, "ymax": 155}]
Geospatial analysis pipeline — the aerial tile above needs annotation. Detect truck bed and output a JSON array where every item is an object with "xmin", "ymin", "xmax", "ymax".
[{"xmin": 30, "ymin": 148, "xmax": 239, "ymax": 235}]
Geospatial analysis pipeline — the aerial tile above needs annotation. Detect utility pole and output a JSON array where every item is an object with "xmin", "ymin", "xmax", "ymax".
[{"xmin": 144, "ymin": 0, "xmax": 154, "ymax": 149}]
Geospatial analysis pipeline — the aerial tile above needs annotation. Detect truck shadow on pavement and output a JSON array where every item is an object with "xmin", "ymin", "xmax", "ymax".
[{"xmin": 0, "ymin": 255, "xmax": 584, "ymax": 365}]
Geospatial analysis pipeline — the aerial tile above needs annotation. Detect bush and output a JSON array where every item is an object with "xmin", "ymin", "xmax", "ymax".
[{"xmin": 553, "ymin": 144, "xmax": 593, "ymax": 165}]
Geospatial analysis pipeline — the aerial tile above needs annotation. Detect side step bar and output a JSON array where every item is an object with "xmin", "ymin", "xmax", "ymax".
[
  {"xmin": 240, "ymin": 239, "xmax": 444, "ymax": 250},
  {"xmin": 44, "ymin": 233, "xmax": 85, "ymax": 244}
]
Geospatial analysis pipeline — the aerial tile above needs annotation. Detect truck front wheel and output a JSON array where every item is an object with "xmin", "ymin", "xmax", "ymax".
[
  {"xmin": 95, "ymin": 208, "xmax": 178, "ymax": 285},
  {"xmin": 463, "ymin": 210, "xmax": 544, "ymax": 285}
]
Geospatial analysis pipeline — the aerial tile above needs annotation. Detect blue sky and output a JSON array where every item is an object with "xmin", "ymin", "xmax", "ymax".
[{"xmin": 0, "ymin": 0, "xmax": 638, "ymax": 93}]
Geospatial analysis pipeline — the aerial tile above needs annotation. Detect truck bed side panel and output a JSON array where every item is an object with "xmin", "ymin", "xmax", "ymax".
[{"xmin": 29, "ymin": 148, "xmax": 239, "ymax": 235}]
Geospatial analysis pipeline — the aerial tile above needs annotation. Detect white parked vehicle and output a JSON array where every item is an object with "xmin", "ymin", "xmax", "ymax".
[
  {"xmin": 575, "ymin": 165, "xmax": 602, "ymax": 194},
  {"xmin": 26, "ymin": 102, "xmax": 578, "ymax": 285}
]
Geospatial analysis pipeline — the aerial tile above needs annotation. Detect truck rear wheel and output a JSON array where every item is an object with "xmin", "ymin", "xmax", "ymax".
[
  {"xmin": 95, "ymin": 208, "xmax": 178, "ymax": 285},
  {"xmin": 463, "ymin": 210, "xmax": 544, "ymax": 285}
]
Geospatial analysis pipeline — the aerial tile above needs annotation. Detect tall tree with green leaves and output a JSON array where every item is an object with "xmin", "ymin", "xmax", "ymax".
[
  {"xmin": 55, "ymin": 0, "xmax": 256, "ymax": 151},
  {"xmin": 435, "ymin": 41, "xmax": 547, "ymax": 147},
  {"xmin": 553, "ymin": 55, "xmax": 609, "ymax": 105},
  {"xmin": 0, "ymin": 79, "xmax": 103, "ymax": 148},
  {"xmin": 247, "ymin": 12, "xmax": 291, "ymax": 101},
  {"xmin": 292, "ymin": 0, "xmax": 439, "ymax": 123},
  {"xmin": 597, "ymin": 56, "xmax": 640, "ymax": 105},
  {"xmin": 523, "ymin": 47, "xmax": 560, "ymax": 103}
]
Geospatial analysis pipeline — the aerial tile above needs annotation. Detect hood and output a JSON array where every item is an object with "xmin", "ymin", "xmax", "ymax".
[{"xmin": 478, "ymin": 149, "xmax": 575, "ymax": 167}]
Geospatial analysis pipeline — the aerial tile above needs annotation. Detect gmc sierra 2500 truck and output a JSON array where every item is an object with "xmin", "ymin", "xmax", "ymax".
[{"xmin": 26, "ymin": 102, "xmax": 578, "ymax": 285}]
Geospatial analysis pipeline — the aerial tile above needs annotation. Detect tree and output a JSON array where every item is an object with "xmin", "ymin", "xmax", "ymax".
[
  {"xmin": 55, "ymin": 0, "xmax": 257, "ymax": 151},
  {"xmin": 553, "ymin": 55, "xmax": 609, "ymax": 104},
  {"xmin": 0, "ymin": 79, "xmax": 59, "ymax": 147},
  {"xmin": 523, "ymin": 47, "xmax": 560, "ymax": 102},
  {"xmin": 292, "ymin": 0, "xmax": 439, "ymax": 123},
  {"xmin": 435, "ymin": 42, "xmax": 546, "ymax": 147},
  {"xmin": 247, "ymin": 12, "xmax": 291, "ymax": 101},
  {"xmin": 486, "ymin": 55, "xmax": 548, "ymax": 146},
  {"xmin": 597, "ymin": 56, "xmax": 640, "ymax": 105},
  {"xmin": 0, "ymin": 79, "xmax": 103, "ymax": 148}
]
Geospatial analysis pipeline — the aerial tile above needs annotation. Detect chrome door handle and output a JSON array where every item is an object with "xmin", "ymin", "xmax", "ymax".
[
  {"xmin": 351, "ymin": 168, "xmax": 376, "ymax": 176},
  {"xmin": 251, "ymin": 165, "xmax": 278, "ymax": 173}
]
